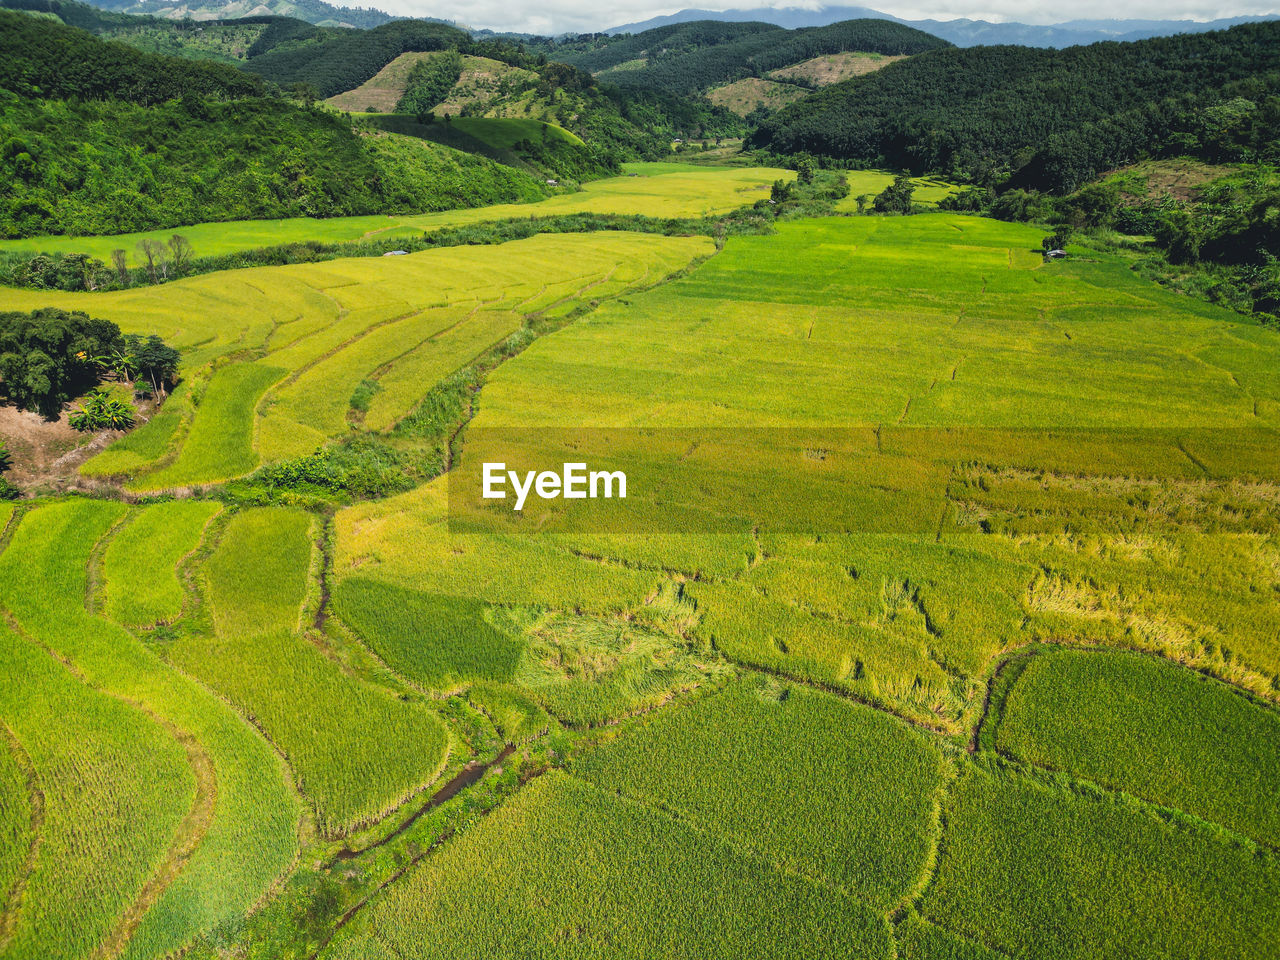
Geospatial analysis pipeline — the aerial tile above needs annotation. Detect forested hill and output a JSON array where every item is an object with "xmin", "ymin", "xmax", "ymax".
[
  {"xmin": 243, "ymin": 18, "xmax": 470, "ymax": 97},
  {"xmin": 749, "ymin": 21, "xmax": 1280, "ymax": 191},
  {"xmin": 532, "ymin": 18, "xmax": 948, "ymax": 94},
  {"xmin": 0, "ymin": 7, "xmax": 264, "ymax": 100},
  {"xmin": 0, "ymin": 13, "xmax": 548, "ymax": 238}
]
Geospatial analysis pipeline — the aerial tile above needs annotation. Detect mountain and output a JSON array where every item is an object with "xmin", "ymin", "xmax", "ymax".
[
  {"xmin": 54, "ymin": 0, "xmax": 394, "ymax": 29},
  {"xmin": 607, "ymin": 6, "xmax": 1280, "ymax": 48},
  {"xmin": 750, "ymin": 20, "xmax": 1280, "ymax": 192}
]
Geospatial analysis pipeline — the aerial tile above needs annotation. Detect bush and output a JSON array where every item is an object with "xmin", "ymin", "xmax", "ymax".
[{"xmin": 68, "ymin": 388, "xmax": 135, "ymax": 432}]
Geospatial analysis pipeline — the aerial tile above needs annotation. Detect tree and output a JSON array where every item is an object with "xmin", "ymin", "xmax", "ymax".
[
  {"xmin": 124, "ymin": 334, "xmax": 181, "ymax": 397},
  {"xmin": 1042, "ymin": 226, "xmax": 1074, "ymax": 251},
  {"xmin": 111, "ymin": 249, "xmax": 130, "ymax": 287},
  {"xmin": 168, "ymin": 235, "xmax": 193, "ymax": 276},
  {"xmin": 872, "ymin": 174, "xmax": 915, "ymax": 214},
  {"xmin": 0, "ymin": 440, "xmax": 16, "ymax": 501},
  {"xmin": 136, "ymin": 239, "xmax": 160, "ymax": 284},
  {"xmin": 794, "ymin": 153, "xmax": 817, "ymax": 185},
  {"xmin": 68, "ymin": 387, "xmax": 135, "ymax": 431},
  {"xmin": 0, "ymin": 308, "xmax": 123, "ymax": 416}
]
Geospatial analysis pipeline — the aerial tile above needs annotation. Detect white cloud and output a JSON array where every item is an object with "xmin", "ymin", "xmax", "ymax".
[{"xmin": 373, "ymin": 0, "xmax": 1278, "ymax": 35}]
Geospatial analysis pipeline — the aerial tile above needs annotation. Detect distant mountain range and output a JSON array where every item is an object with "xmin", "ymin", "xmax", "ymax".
[
  {"xmin": 606, "ymin": 6, "xmax": 1280, "ymax": 47},
  {"xmin": 82, "ymin": 0, "xmax": 393, "ymax": 28}
]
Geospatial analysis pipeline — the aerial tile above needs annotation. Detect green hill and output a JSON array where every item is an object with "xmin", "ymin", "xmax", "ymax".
[
  {"xmin": 0, "ymin": 14, "xmax": 547, "ymax": 238},
  {"xmin": 749, "ymin": 21, "xmax": 1280, "ymax": 191},
  {"xmin": 0, "ymin": 7, "xmax": 264, "ymax": 101}
]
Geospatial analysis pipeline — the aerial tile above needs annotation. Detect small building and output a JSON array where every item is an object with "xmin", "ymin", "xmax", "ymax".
[
  {"xmin": 1045, "ymin": 249, "xmax": 1067, "ymax": 259},
  {"xmin": 383, "ymin": 250, "xmax": 408, "ymax": 257}
]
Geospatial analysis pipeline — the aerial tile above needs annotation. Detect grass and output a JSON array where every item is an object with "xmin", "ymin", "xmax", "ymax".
[
  {"xmin": 446, "ymin": 116, "xmax": 584, "ymax": 149},
  {"xmin": 102, "ymin": 500, "xmax": 221, "ymax": 627},
  {"xmin": 924, "ymin": 763, "xmax": 1280, "ymax": 960},
  {"xmin": 705, "ymin": 78, "xmax": 809, "ymax": 117},
  {"xmin": 572, "ymin": 676, "xmax": 946, "ymax": 909},
  {"xmin": 0, "ymin": 501, "xmax": 298, "ymax": 960},
  {"xmin": 205, "ymin": 507, "xmax": 313, "ymax": 638},
  {"xmin": 322, "ymin": 770, "xmax": 894, "ymax": 960},
  {"xmin": 326, "ymin": 51, "xmax": 439, "ymax": 113},
  {"xmin": 995, "ymin": 647, "xmax": 1280, "ymax": 847}
]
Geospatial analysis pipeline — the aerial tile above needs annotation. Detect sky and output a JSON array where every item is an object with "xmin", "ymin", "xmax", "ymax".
[{"xmin": 370, "ymin": 0, "xmax": 1280, "ymax": 35}]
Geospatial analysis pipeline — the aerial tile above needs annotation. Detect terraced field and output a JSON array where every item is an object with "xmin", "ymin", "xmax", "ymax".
[{"xmin": 0, "ymin": 170, "xmax": 1277, "ymax": 960}]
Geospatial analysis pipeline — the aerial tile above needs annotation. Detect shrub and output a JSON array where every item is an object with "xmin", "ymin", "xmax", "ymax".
[{"xmin": 68, "ymin": 388, "xmax": 135, "ymax": 432}]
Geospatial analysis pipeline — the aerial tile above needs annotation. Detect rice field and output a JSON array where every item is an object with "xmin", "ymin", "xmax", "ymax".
[
  {"xmin": 205, "ymin": 507, "xmax": 313, "ymax": 638},
  {"xmin": 571, "ymin": 677, "xmax": 946, "ymax": 909},
  {"xmin": 994, "ymin": 648, "xmax": 1280, "ymax": 846},
  {"xmin": 102, "ymin": 500, "xmax": 220, "ymax": 627},
  {"xmin": 338, "ymin": 214, "xmax": 1279, "ymax": 728},
  {"xmin": 3, "ymin": 232, "xmax": 713, "ymax": 489},
  {"xmin": 2, "ymin": 170, "xmax": 1278, "ymax": 960},
  {"xmin": 923, "ymin": 763, "xmax": 1280, "ymax": 960},
  {"xmin": 322, "ymin": 771, "xmax": 894, "ymax": 960},
  {"xmin": 0, "ymin": 501, "xmax": 300, "ymax": 960},
  {"xmin": 0, "ymin": 619, "xmax": 194, "ymax": 960}
]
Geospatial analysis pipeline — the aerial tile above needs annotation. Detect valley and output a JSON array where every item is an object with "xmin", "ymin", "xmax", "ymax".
[{"xmin": 0, "ymin": 6, "xmax": 1277, "ymax": 960}]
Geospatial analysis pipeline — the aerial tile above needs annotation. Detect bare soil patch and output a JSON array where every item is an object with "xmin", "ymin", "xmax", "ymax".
[
  {"xmin": 769, "ymin": 51, "xmax": 906, "ymax": 86},
  {"xmin": 0, "ymin": 392, "xmax": 160, "ymax": 495}
]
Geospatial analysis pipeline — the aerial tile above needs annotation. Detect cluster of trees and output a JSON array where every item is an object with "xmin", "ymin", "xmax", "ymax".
[
  {"xmin": 530, "ymin": 19, "xmax": 946, "ymax": 97},
  {"xmin": 750, "ymin": 22, "xmax": 1280, "ymax": 192},
  {"xmin": 611, "ymin": 20, "xmax": 943, "ymax": 96},
  {"xmin": 0, "ymin": 439, "xmax": 15, "ymax": 499},
  {"xmin": 397, "ymin": 50, "xmax": 463, "ymax": 118},
  {"xmin": 0, "ymin": 306, "xmax": 181, "ymax": 433},
  {"xmin": 0, "ymin": 308, "xmax": 122, "ymax": 414},
  {"xmin": 0, "ymin": 9, "xmax": 264, "ymax": 103}
]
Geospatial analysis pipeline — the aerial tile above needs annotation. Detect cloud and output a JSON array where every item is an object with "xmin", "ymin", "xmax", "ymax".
[{"xmin": 372, "ymin": 0, "xmax": 1279, "ymax": 35}]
